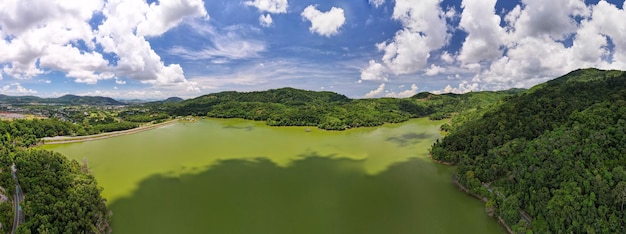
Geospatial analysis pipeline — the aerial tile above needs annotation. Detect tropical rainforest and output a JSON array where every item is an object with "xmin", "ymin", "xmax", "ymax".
[
  {"xmin": 431, "ymin": 68, "xmax": 626, "ymax": 233},
  {"xmin": 0, "ymin": 68, "xmax": 624, "ymax": 233}
]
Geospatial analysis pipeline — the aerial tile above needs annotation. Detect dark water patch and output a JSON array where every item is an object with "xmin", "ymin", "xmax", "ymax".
[
  {"xmin": 109, "ymin": 156, "xmax": 503, "ymax": 234},
  {"xmin": 385, "ymin": 133, "xmax": 429, "ymax": 147},
  {"xmin": 222, "ymin": 125, "xmax": 255, "ymax": 131}
]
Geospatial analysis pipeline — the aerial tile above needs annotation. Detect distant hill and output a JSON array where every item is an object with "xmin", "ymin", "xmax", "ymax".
[
  {"xmin": 0, "ymin": 95, "xmax": 41, "ymax": 103},
  {"xmin": 0, "ymin": 94, "xmax": 124, "ymax": 105},
  {"xmin": 194, "ymin": 87, "xmax": 350, "ymax": 104},
  {"xmin": 163, "ymin": 97, "xmax": 184, "ymax": 103},
  {"xmin": 143, "ymin": 97, "xmax": 184, "ymax": 105},
  {"xmin": 55, "ymin": 94, "xmax": 124, "ymax": 105},
  {"xmin": 118, "ymin": 99, "xmax": 149, "ymax": 105},
  {"xmin": 168, "ymin": 87, "xmax": 515, "ymax": 130},
  {"xmin": 431, "ymin": 68, "xmax": 626, "ymax": 233}
]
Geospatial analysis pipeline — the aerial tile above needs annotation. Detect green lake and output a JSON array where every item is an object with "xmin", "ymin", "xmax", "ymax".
[{"xmin": 43, "ymin": 118, "xmax": 503, "ymax": 234}]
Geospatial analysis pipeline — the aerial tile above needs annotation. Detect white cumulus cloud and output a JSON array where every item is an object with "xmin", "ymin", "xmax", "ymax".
[
  {"xmin": 245, "ymin": 0, "xmax": 287, "ymax": 27},
  {"xmin": 356, "ymin": 0, "xmax": 626, "ymax": 92},
  {"xmin": 457, "ymin": 0, "xmax": 505, "ymax": 64},
  {"xmin": 0, "ymin": 0, "xmax": 208, "ymax": 87},
  {"xmin": 361, "ymin": 0, "xmax": 449, "ymax": 80},
  {"xmin": 137, "ymin": 0, "xmax": 207, "ymax": 37},
  {"xmin": 425, "ymin": 64, "xmax": 445, "ymax": 76},
  {"xmin": 0, "ymin": 0, "xmax": 104, "ymax": 80},
  {"xmin": 245, "ymin": 0, "xmax": 288, "ymax": 14},
  {"xmin": 1, "ymin": 82, "xmax": 37, "ymax": 95},
  {"xmin": 587, "ymin": 1, "xmax": 626, "ymax": 69},
  {"xmin": 508, "ymin": 0, "xmax": 588, "ymax": 41},
  {"xmin": 301, "ymin": 5, "xmax": 346, "ymax": 37},
  {"xmin": 440, "ymin": 52, "xmax": 456, "ymax": 63},
  {"xmin": 96, "ymin": 0, "xmax": 208, "ymax": 85},
  {"xmin": 451, "ymin": 0, "xmax": 626, "ymax": 90},
  {"xmin": 360, "ymin": 60, "xmax": 388, "ymax": 82},
  {"xmin": 369, "ymin": 0, "xmax": 385, "ymax": 8},
  {"xmin": 39, "ymin": 44, "xmax": 113, "ymax": 84},
  {"xmin": 259, "ymin": 14, "xmax": 273, "ymax": 27},
  {"xmin": 364, "ymin": 83, "xmax": 386, "ymax": 98},
  {"xmin": 434, "ymin": 81, "xmax": 479, "ymax": 94},
  {"xmin": 386, "ymin": 84, "xmax": 418, "ymax": 98}
]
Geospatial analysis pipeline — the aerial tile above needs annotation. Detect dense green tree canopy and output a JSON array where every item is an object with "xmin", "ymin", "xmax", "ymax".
[
  {"xmin": 13, "ymin": 150, "xmax": 110, "ymax": 233},
  {"xmin": 0, "ymin": 148, "xmax": 110, "ymax": 233},
  {"xmin": 167, "ymin": 87, "xmax": 516, "ymax": 130},
  {"xmin": 431, "ymin": 68, "xmax": 626, "ymax": 232},
  {"xmin": 0, "ymin": 119, "xmax": 113, "ymax": 233}
]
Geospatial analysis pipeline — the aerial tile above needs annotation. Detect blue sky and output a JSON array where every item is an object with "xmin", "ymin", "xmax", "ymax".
[{"xmin": 1, "ymin": 0, "xmax": 625, "ymax": 99}]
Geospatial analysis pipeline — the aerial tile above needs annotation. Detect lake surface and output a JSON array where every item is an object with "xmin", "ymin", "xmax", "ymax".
[{"xmin": 43, "ymin": 118, "xmax": 503, "ymax": 234}]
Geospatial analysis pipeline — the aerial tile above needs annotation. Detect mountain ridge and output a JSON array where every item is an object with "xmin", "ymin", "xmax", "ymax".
[{"xmin": 0, "ymin": 94, "xmax": 125, "ymax": 106}]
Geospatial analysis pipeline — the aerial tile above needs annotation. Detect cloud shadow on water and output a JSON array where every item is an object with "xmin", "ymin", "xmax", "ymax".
[
  {"xmin": 385, "ymin": 133, "xmax": 429, "ymax": 147},
  {"xmin": 109, "ymin": 155, "xmax": 502, "ymax": 234},
  {"xmin": 222, "ymin": 125, "xmax": 255, "ymax": 131}
]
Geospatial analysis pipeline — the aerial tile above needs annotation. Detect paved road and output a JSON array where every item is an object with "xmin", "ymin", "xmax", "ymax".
[
  {"xmin": 11, "ymin": 165, "xmax": 24, "ymax": 234},
  {"xmin": 42, "ymin": 119, "xmax": 179, "ymax": 144}
]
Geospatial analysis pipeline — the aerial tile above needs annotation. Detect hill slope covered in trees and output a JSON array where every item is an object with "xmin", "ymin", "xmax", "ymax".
[
  {"xmin": 431, "ymin": 68, "xmax": 626, "ymax": 233},
  {"xmin": 0, "ymin": 120, "xmax": 111, "ymax": 233},
  {"xmin": 166, "ymin": 87, "xmax": 519, "ymax": 130}
]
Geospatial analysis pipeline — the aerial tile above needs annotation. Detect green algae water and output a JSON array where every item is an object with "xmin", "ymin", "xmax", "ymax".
[{"xmin": 43, "ymin": 118, "xmax": 503, "ymax": 234}]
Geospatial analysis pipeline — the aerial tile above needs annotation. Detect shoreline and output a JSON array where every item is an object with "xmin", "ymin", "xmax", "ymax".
[
  {"xmin": 428, "ymin": 154, "xmax": 454, "ymax": 166},
  {"xmin": 430, "ymin": 156, "xmax": 515, "ymax": 234},
  {"xmin": 42, "ymin": 119, "xmax": 179, "ymax": 144},
  {"xmin": 40, "ymin": 116, "xmax": 438, "ymax": 145}
]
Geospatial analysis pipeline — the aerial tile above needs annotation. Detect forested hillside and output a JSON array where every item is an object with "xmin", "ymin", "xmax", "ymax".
[
  {"xmin": 431, "ymin": 68, "xmax": 626, "ymax": 233},
  {"xmin": 167, "ymin": 87, "xmax": 518, "ymax": 130},
  {"xmin": 0, "ymin": 120, "xmax": 111, "ymax": 233}
]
